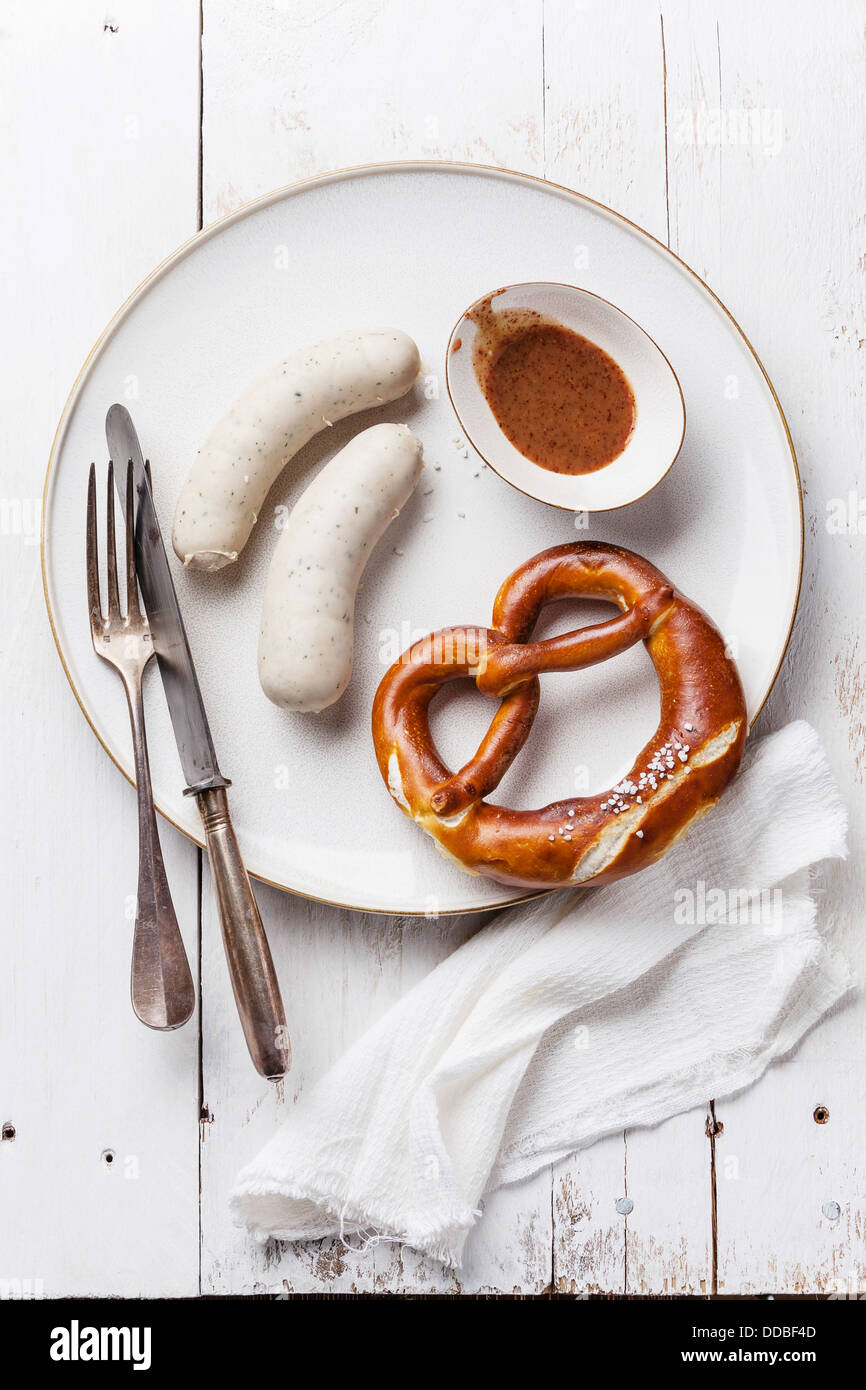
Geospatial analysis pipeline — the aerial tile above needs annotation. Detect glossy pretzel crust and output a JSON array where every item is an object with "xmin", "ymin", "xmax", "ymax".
[{"xmin": 372, "ymin": 543, "xmax": 747, "ymax": 890}]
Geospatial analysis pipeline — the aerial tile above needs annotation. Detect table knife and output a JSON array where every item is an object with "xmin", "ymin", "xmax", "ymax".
[{"xmin": 106, "ymin": 404, "xmax": 291, "ymax": 1080}]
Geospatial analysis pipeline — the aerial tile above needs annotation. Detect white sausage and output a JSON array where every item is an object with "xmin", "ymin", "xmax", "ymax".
[
  {"xmin": 258, "ymin": 423, "xmax": 422, "ymax": 712},
  {"xmin": 172, "ymin": 329, "xmax": 420, "ymax": 571}
]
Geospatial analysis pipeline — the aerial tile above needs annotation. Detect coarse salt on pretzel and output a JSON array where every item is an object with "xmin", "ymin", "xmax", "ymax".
[{"xmin": 372, "ymin": 542, "xmax": 747, "ymax": 890}]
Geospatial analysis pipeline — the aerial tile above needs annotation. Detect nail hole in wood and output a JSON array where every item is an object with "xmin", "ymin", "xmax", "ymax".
[
  {"xmin": 101, "ymin": 1148, "xmax": 116, "ymax": 1167},
  {"xmin": 813, "ymin": 1105, "xmax": 830, "ymax": 1124},
  {"xmin": 1, "ymin": 1122, "xmax": 15, "ymax": 1142}
]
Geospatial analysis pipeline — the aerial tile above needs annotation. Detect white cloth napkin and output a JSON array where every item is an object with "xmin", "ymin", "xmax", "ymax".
[{"xmin": 231, "ymin": 721, "xmax": 853, "ymax": 1267}]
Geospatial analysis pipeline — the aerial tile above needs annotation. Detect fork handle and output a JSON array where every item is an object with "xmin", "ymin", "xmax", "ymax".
[
  {"xmin": 196, "ymin": 786, "xmax": 291, "ymax": 1079},
  {"xmin": 124, "ymin": 674, "xmax": 196, "ymax": 1030}
]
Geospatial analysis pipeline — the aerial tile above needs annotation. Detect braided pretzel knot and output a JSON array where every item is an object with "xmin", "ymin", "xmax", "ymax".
[{"xmin": 372, "ymin": 543, "xmax": 748, "ymax": 890}]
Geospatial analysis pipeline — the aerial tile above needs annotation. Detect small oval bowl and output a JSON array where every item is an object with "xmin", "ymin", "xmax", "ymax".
[{"xmin": 445, "ymin": 282, "xmax": 686, "ymax": 511}]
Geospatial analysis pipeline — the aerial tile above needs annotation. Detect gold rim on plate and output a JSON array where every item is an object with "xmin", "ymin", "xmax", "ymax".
[{"xmin": 41, "ymin": 160, "xmax": 804, "ymax": 917}]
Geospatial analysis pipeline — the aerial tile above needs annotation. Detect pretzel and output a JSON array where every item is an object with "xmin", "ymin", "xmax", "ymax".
[{"xmin": 372, "ymin": 542, "xmax": 747, "ymax": 890}]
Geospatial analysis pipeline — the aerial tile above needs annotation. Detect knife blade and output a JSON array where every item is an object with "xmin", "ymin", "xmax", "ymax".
[
  {"xmin": 105, "ymin": 403, "xmax": 227, "ymax": 796},
  {"xmin": 105, "ymin": 404, "xmax": 290, "ymax": 1080}
]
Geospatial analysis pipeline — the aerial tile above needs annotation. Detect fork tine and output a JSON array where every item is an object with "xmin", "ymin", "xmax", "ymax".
[
  {"xmin": 125, "ymin": 459, "xmax": 140, "ymax": 618},
  {"xmin": 105, "ymin": 459, "xmax": 120, "ymax": 617},
  {"xmin": 86, "ymin": 463, "xmax": 102, "ymax": 624}
]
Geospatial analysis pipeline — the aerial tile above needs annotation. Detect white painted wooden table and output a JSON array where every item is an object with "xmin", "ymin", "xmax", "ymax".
[{"xmin": 3, "ymin": 0, "xmax": 864, "ymax": 1297}]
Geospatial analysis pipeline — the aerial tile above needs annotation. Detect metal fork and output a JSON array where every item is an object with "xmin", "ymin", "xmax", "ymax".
[{"xmin": 86, "ymin": 460, "xmax": 195, "ymax": 1030}]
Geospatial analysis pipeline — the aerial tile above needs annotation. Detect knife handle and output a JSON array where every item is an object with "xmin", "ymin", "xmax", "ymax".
[{"xmin": 197, "ymin": 786, "xmax": 291, "ymax": 1079}]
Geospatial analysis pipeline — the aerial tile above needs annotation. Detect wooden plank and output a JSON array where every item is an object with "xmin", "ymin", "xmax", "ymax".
[
  {"xmin": 553, "ymin": 1135, "xmax": 627, "ymax": 1294},
  {"xmin": 0, "ymin": 0, "xmax": 202, "ymax": 1295},
  {"xmin": 198, "ymin": 0, "xmax": 551, "ymax": 1294},
  {"xmin": 661, "ymin": 0, "xmax": 866, "ymax": 1294},
  {"xmin": 544, "ymin": 0, "xmax": 669, "ymax": 240},
  {"xmin": 713, "ymin": 1028, "xmax": 866, "ymax": 1296},
  {"xmin": 200, "ymin": 0, "xmax": 544, "ymax": 219},
  {"xmin": 544, "ymin": 0, "xmax": 713, "ymax": 1294}
]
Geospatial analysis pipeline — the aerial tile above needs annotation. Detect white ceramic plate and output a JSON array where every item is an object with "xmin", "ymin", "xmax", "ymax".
[{"xmin": 43, "ymin": 163, "xmax": 802, "ymax": 916}]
